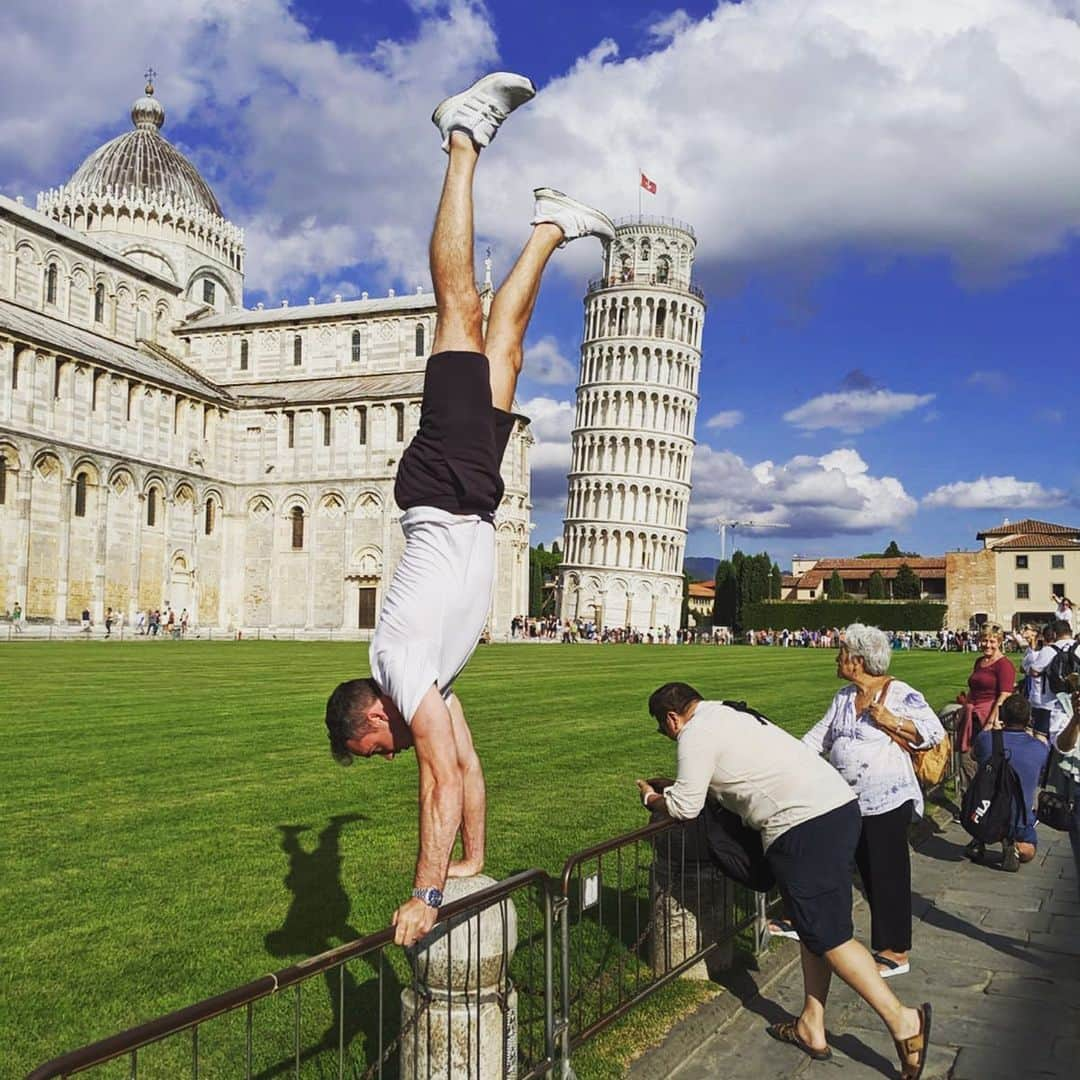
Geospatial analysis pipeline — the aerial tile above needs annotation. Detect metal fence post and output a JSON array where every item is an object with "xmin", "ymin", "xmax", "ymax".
[
  {"xmin": 555, "ymin": 895, "xmax": 576, "ymax": 1080},
  {"xmin": 754, "ymin": 891, "xmax": 770, "ymax": 959}
]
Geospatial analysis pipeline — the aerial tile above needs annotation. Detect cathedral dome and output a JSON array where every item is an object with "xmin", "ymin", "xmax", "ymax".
[{"xmin": 65, "ymin": 81, "xmax": 223, "ymax": 217}]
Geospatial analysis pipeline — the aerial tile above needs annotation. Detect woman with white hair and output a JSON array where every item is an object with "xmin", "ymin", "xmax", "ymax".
[{"xmin": 803, "ymin": 623, "xmax": 945, "ymax": 979}]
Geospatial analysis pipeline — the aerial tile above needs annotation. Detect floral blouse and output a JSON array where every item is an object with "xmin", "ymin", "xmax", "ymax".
[{"xmin": 802, "ymin": 680, "xmax": 945, "ymax": 819}]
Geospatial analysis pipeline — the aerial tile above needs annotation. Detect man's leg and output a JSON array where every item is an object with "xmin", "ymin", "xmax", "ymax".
[
  {"xmin": 445, "ymin": 692, "xmax": 486, "ymax": 877},
  {"xmin": 430, "ymin": 133, "xmax": 485, "ymax": 356},
  {"xmin": 824, "ymin": 939, "xmax": 924, "ymax": 1073},
  {"xmin": 793, "ymin": 944, "xmax": 832, "ymax": 1053},
  {"xmin": 484, "ymin": 224, "xmax": 564, "ymax": 410}
]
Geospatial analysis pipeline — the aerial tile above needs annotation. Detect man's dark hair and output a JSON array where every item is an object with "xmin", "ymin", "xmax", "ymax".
[
  {"xmin": 648, "ymin": 682, "xmax": 703, "ymax": 726},
  {"xmin": 999, "ymin": 692, "xmax": 1031, "ymax": 730},
  {"xmin": 1053, "ymin": 619, "xmax": 1073, "ymax": 639},
  {"xmin": 325, "ymin": 678, "xmax": 381, "ymax": 765}
]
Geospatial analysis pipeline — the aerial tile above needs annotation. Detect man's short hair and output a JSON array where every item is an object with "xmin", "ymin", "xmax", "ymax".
[
  {"xmin": 999, "ymin": 693, "xmax": 1031, "ymax": 729},
  {"xmin": 1053, "ymin": 619, "xmax": 1072, "ymax": 638},
  {"xmin": 648, "ymin": 682, "xmax": 703, "ymax": 726},
  {"xmin": 325, "ymin": 678, "xmax": 381, "ymax": 765}
]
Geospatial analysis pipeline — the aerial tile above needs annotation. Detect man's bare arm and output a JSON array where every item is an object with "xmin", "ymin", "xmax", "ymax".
[
  {"xmin": 392, "ymin": 688, "xmax": 463, "ymax": 947},
  {"xmin": 446, "ymin": 694, "xmax": 486, "ymax": 876}
]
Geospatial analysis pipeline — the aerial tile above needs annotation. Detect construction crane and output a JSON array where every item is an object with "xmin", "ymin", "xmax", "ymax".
[{"xmin": 717, "ymin": 519, "xmax": 790, "ymax": 562}]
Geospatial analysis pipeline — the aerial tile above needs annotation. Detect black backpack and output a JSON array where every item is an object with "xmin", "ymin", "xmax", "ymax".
[
  {"xmin": 1043, "ymin": 641, "xmax": 1080, "ymax": 695},
  {"xmin": 960, "ymin": 731, "xmax": 1025, "ymax": 843}
]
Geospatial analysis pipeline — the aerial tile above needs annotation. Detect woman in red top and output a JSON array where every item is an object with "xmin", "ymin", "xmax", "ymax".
[{"xmin": 959, "ymin": 625, "xmax": 1016, "ymax": 786}]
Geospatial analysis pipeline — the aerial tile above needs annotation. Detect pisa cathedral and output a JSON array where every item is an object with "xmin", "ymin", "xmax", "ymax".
[
  {"xmin": 558, "ymin": 217, "xmax": 704, "ymax": 631},
  {"xmin": 0, "ymin": 82, "xmax": 532, "ymax": 632}
]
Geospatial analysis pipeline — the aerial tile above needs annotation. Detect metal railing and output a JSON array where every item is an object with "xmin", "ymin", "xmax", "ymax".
[
  {"xmin": 27, "ymin": 820, "xmax": 783, "ymax": 1080},
  {"xmin": 26, "ymin": 870, "xmax": 555, "ymax": 1080},
  {"xmin": 611, "ymin": 215, "xmax": 697, "ymax": 237}
]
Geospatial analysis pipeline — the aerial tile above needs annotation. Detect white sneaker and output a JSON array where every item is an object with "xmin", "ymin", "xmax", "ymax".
[
  {"xmin": 432, "ymin": 72, "xmax": 536, "ymax": 152},
  {"xmin": 531, "ymin": 188, "xmax": 616, "ymax": 246}
]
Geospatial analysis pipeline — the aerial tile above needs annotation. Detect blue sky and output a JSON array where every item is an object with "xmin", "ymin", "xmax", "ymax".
[{"xmin": 3, "ymin": 0, "xmax": 1079, "ymax": 570}]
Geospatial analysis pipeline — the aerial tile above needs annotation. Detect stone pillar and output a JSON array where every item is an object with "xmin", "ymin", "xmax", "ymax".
[
  {"xmin": 650, "ymin": 849, "xmax": 733, "ymax": 982},
  {"xmin": 54, "ymin": 474, "xmax": 73, "ymax": 623},
  {"xmin": 400, "ymin": 875, "xmax": 518, "ymax": 1080}
]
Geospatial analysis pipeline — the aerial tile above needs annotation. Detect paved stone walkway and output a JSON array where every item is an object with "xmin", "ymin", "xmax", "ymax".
[{"xmin": 630, "ymin": 819, "xmax": 1080, "ymax": 1079}]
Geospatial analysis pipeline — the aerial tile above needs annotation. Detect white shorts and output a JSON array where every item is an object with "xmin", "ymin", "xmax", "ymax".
[{"xmin": 369, "ymin": 506, "xmax": 495, "ymax": 724}]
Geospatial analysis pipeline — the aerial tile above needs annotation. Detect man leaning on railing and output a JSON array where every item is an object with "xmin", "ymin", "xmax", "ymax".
[{"xmin": 636, "ymin": 682, "xmax": 932, "ymax": 1079}]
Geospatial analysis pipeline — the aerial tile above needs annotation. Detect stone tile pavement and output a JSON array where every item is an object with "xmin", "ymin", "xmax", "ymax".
[{"xmin": 628, "ymin": 820, "xmax": 1080, "ymax": 1079}]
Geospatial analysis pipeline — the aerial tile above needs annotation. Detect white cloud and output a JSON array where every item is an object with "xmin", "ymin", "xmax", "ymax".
[
  {"xmin": 524, "ymin": 336, "xmax": 578, "ymax": 385},
  {"xmin": 518, "ymin": 395, "xmax": 574, "ymax": 511},
  {"xmin": 689, "ymin": 444, "xmax": 918, "ymax": 537},
  {"xmin": 784, "ymin": 388, "xmax": 935, "ymax": 433},
  {"xmin": 922, "ymin": 476, "xmax": 1068, "ymax": 509},
  {"xmin": 705, "ymin": 409, "xmax": 744, "ymax": 430},
  {"xmin": 9, "ymin": 1, "xmax": 1080, "ymax": 296}
]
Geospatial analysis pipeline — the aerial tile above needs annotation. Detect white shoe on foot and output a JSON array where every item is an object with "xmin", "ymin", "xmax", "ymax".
[
  {"xmin": 531, "ymin": 188, "xmax": 616, "ymax": 246},
  {"xmin": 432, "ymin": 71, "xmax": 536, "ymax": 152}
]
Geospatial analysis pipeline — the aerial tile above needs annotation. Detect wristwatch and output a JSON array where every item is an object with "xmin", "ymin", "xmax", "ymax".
[{"xmin": 412, "ymin": 886, "xmax": 444, "ymax": 908}]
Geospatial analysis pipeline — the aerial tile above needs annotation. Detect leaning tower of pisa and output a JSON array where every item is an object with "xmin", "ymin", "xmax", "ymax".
[{"xmin": 557, "ymin": 216, "xmax": 706, "ymax": 632}]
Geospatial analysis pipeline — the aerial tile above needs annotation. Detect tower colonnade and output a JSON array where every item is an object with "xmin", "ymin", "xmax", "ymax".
[{"xmin": 558, "ymin": 216, "xmax": 705, "ymax": 632}]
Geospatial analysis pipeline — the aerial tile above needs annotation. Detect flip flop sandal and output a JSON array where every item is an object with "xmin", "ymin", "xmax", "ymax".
[
  {"xmin": 766, "ymin": 1019, "xmax": 832, "ymax": 1061},
  {"xmin": 767, "ymin": 918, "xmax": 801, "ymax": 940},
  {"xmin": 895, "ymin": 1002, "xmax": 932, "ymax": 1080},
  {"xmin": 874, "ymin": 952, "xmax": 911, "ymax": 978}
]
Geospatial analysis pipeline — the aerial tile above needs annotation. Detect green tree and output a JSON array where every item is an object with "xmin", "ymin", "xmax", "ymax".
[
  {"xmin": 893, "ymin": 563, "xmax": 922, "ymax": 600},
  {"xmin": 528, "ymin": 551, "xmax": 544, "ymax": 617},
  {"xmin": 681, "ymin": 571, "xmax": 693, "ymax": 628},
  {"xmin": 867, "ymin": 570, "xmax": 886, "ymax": 600},
  {"xmin": 827, "ymin": 570, "xmax": 845, "ymax": 600},
  {"xmin": 883, "ymin": 540, "xmax": 903, "ymax": 558},
  {"xmin": 770, "ymin": 562, "xmax": 783, "ymax": 600},
  {"xmin": 712, "ymin": 560, "xmax": 737, "ymax": 627}
]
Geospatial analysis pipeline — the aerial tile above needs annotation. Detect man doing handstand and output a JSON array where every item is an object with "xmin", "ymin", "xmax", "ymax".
[{"xmin": 324, "ymin": 72, "xmax": 614, "ymax": 948}]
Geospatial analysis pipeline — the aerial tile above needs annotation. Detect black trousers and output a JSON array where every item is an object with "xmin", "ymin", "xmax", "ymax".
[{"xmin": 855, "ymin": 801, "xmax": 913, "ymax": 953}]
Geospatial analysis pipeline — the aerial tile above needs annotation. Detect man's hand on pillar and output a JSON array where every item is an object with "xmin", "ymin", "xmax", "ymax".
[{"xmin": 392, "ymin": 897, "xmax": 439, "ymax": 948}]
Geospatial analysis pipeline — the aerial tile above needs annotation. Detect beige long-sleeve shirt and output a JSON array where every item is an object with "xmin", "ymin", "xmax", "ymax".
[{"xmin": 662, "ymin": 700, "xmax": 856, "ymax": 850}]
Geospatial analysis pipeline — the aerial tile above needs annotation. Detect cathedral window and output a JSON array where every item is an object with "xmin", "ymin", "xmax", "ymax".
[
  {"xmin": 394, "ymin": 402, "xmax": 405, "ymax": 442},
  {"xmin": 321, "ymin": 408, "xmax": 332, "ymax": 447},
  {"xmin": 11, "ymin": 352, "xmax": 18, "ymax": 391},
  {"xmin": 290, "ymin": 506, "xmax": 305, "ymax": 550},
  {"xmin": 204, "ymin": 499, "xmax": 215, "ymax": 536},
  {"xmin": 94, "ymin": 284, "xmax": 105, "ymax": 323},
  {"xmin": 0, "ymin": 454, "xmax": 6, "ymax": 505},
  {"xmin": 240, "ymin": 340, "xmax": 249, "ymax": 371},
  {"xmin": 357, "ymin": 405, "xmax": 367, "ymax": 445},
  {"xmin": 351, "ymin": 330, "xmax": 362, "ymax": 363},
  {"xmin": 202, "ymin": 279, "xmax": 216, "ymax": 305},
  {"xmin": 293, "ymin": 335, "xmax": 303, "ymax": 366},
  {"xmin": 74, "ymin": 472, "xmax": 88, "ymax": 518},
  {"xmin": 415, "ymin": 324, "xmax": 425, "ymax": 356},
  {"xmin": 92, "ymin": 370, "xmax": 102, "ymax": 410},
  {"xmin": 44, "ymin": 263, "xmax": 58, "ymax": 306},
  {"xmin": 53, "ymin": 360, "xmax": 63, "ymax": 400},
  {"xmin": 285, "ymin": 411, "xmax": 295, "ymax": 449},
  {"xmin": 147, "ymin": 488, "xmax": 158, "ymax": 527}
]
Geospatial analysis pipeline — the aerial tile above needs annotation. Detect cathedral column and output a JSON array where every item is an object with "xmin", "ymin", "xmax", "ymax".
[
  {"xmin": 92, "ymin": 475, "xmax": 109, "ymax": 622},
  {"xmin": 15, "ymin": 451, "xmax": 33, "ymax": 608},
  {"xmin": 54, "ymin": 474, "xmax": 74, "ymax": 622},
  {"xmin": 130, "ymin": 492, "xmax": 144, "ymax": 624}
]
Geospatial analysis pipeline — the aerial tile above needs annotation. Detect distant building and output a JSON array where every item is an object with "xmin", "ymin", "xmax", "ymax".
[
  {"xmin": 686, "ymin": 580, "xmax": 714, "ymax": 623},
  {"xmin": 782, "ymin": 557, "xmax": 947, "ymax": 601},
  {"xmin": 946, "ymin": 518, "xmax": 1080, "ymax": 630}
]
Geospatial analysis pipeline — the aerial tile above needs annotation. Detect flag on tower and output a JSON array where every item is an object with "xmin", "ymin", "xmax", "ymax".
[{"xmin": 640, "ymin": 172, "xmax": 658, "ymax": 194}]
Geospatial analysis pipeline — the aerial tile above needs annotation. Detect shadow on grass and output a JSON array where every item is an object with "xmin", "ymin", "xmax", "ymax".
[{"xmin": 259, "ymin": 813, "xmax": 401, "ymax": 1079}]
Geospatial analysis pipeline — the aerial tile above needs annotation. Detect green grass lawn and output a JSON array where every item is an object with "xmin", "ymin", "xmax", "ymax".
[{"xmin": 1, "ymin": 641, "xmax": 974, "ymax": 1076}]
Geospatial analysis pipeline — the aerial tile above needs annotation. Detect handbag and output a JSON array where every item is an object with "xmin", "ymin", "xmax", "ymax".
[
  {"xmin": 875, "ymin": 679, "xmax": 953, "ymax": 788},
  {"xmin": 1037, "ymin": 789, "xmax": 1075, "ymax": 832}
]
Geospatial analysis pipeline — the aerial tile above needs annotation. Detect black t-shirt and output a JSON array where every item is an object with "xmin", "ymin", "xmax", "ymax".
[{"xmin": 394, "ymin": 351, "xmax": 517, "ymax": 520}]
